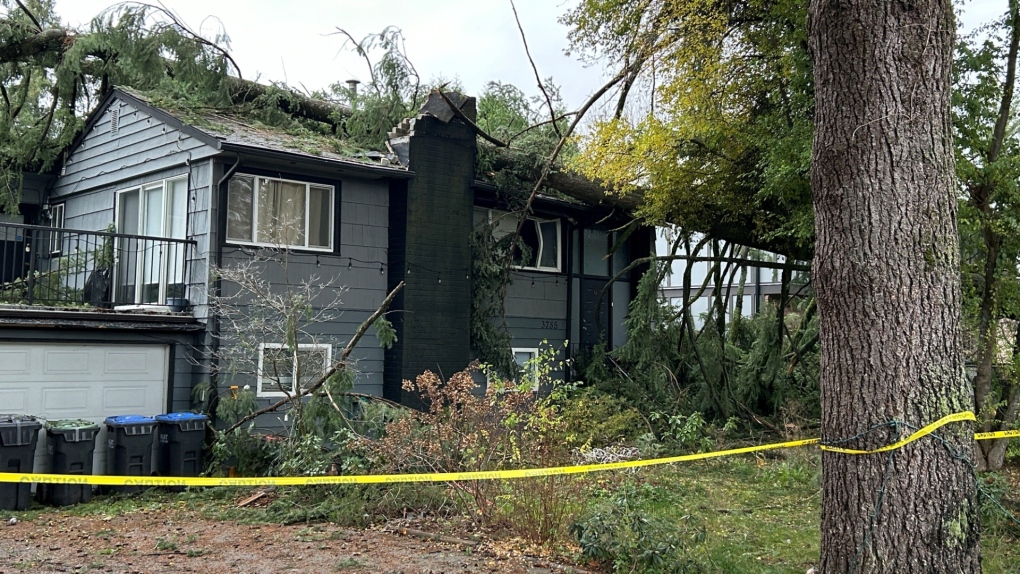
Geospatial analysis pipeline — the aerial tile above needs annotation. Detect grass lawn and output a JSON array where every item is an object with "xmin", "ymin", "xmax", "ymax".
[
  {"xmin": 579, "ymin": 450, "xmax": 1020, "ymax": 573},
  {"xmin": 7, "ymin": 448, "xmax": 1020, "ymax": 573}
]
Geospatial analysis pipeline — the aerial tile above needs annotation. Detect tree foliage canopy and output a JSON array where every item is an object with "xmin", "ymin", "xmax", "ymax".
[
  {"xmin": 0, "ymin": 0, "xmax": 238, "ymax": 211},
  {"xmin": 954, "ymin": 1, "xmax": 1020, "ymax": 470},
  {"xmin": 562, "ymin": 0, "xmax": 815, "ymax": 259}
]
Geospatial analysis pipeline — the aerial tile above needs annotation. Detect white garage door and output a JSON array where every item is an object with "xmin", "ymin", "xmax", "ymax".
[{"xmin": 0, "ymin": 343, "xmax": 169, "ymax": 474}]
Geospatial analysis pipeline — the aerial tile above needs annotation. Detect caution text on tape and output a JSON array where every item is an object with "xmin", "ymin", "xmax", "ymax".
[{"xmin": 0, "ymin": 412, "xmax": 1013, "ymax": 487}]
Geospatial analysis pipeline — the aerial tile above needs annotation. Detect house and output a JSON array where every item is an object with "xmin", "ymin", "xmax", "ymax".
[
  {"xmin": 655, "ymin": 230, "xmax": 800, "ymax": 326},
  {"xmin": 0, "ymin": 88, "xmax": 652, "ymax": 463}
]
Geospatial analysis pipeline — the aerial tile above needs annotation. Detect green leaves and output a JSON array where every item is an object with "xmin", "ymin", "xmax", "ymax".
[
  {"xmin": 0, "ymin": 2, "xmax": 233, "ymax": 211},
  {"xmin": 565, "ymin": 0, "xmax": 816, "ymax": 258}
]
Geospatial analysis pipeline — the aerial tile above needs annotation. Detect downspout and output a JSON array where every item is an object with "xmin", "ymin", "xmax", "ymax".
[
  {"xmin": 754, "ymin": 259, "xmax": 761, "ymax": 314},
  {"xmin": 205, "ymin": 155, "xmax": 242, "ymax": 416},
  {"xmin": 565, "ymin": 221, "xmax": 574, "ymax": 381}
]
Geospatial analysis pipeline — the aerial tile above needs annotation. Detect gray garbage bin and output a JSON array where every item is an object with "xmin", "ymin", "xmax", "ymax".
[
  {"xmin": 38, "ymin": 419, "xmax": 98, "ymax": 507},
  {"xmin": 104, "ymin": 415, "xmax": 156, "ymax": 494},
  {"xmin": 0, "ymin": 414, "xmax": 41, "ymax": 510}
]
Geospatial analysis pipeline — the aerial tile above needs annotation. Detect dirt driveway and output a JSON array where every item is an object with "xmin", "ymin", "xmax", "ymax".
[{"xmin": 0, "ymin": 503, "xmax": 586, "ymax": 574}]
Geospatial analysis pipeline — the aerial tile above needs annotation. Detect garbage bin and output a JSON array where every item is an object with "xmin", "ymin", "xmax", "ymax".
[
  {"xmin": 155, "ymin": 413, "xmax": 207, "ymax": 481},
  {"xmin": 0, "ymin": 414, "xmax": 41, "ymax": 510},
  {"xmin": 38, "ymin": 419, "xmax": 99, "ymax": 507},
  {"xmin": 104, "ymin": 415, "xmax": 156, "ymax": 494}
]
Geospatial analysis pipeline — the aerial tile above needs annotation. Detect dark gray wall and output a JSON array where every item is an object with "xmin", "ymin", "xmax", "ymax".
[{"xmin": 213, "ymin": 172, "xmax": 391, "ymax": 429}]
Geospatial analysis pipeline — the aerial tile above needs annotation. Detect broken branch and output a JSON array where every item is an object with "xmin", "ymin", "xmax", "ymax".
[{"xmin": 223, "ymin": 281, "xmax": 405, "ymax": 434}]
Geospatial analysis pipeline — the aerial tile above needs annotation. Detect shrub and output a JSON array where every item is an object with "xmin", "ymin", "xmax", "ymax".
[
  {"xmin": 572, "ymin": 480, "xmax": 706, "ymax": 573},
  {"xmin": 362, "ymin": 353, "xmax": 592, "ymax": 543}
]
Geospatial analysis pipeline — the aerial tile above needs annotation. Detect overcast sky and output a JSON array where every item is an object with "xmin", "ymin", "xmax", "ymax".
[
  {"xmin": 54, "ymin": 0, "xmax": 606, "ymax": 111},
  {"xmin": 52, "ymin": 0, "xmax": 1005, "ymax": 113}
]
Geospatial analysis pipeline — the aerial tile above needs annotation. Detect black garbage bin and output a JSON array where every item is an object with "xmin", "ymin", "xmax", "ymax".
[
  {"xmin": 104, "ymin": 415, "xmax": 156, "ymax": 494},
  {"xmin": 155, "ymin": 413, "xmax": 207, "ymax": 481},
  {"xmin": 38, "ymin": 419, "xmax": 99, "ymax": 507},
  {"xmin": 0, "ymin": 414, "xmax": 41, "ymax": 510}
]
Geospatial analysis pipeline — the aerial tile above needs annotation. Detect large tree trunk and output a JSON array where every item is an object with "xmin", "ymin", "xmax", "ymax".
[{"xmin": 808, "ymin": 0, "xmax": 980, "ymax": 572}]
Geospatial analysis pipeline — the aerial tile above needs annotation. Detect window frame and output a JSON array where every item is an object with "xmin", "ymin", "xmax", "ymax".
[
  {"xmin": 488, "ymin": 210, "xmax": 561, "ymax": 273},
  {"xmin": 256, "ymin": 342, "xmax": 333, "ymax": 398},
  {"xmin": 226, "ymin": 173, "xmax": 335, "ymax": 252},
  {"xmin": 113, "ymin": 175, "xmax": 189, "ymax": 305},
  {"xmin": 511, "ymin": 347, "xmax": 540, "ymax": 391},
  {"xmin": 46, "ymin": 203, "xmax": 65, "ymax": 256}
]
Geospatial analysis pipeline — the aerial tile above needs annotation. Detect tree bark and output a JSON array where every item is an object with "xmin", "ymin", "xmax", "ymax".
[
  {"xmin": 808, "ymin": 0, "xmax": 980, "ymax": 572},
  {"xmin": 224, "ymin": 76, "xmax": 350, "ymax": 127}
]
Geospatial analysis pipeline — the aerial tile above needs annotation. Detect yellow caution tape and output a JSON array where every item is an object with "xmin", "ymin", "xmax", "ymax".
[
  {"xmin": 0, "ymin": 411, "xmax": 1013, "ymax": 487},
  {"xmin": 0, "ymin": 438, "xmax": 822, "ymax": 487},
  {"xmin": 975, "ymin": 428, "xmax": 1020, "ymax": 440},
  {"xmin": 820, "ymin": 411, "xmax": 976, "ymax": 455}
]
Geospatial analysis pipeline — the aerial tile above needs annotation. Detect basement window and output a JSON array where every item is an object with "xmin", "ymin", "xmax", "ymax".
[
  {"xmin": 512, "ymin": 347, "xmax": 540, "ymax": 391},
  {"xmin": 257, "ymin": 343, "xmax": 332, "ymax": 398}
]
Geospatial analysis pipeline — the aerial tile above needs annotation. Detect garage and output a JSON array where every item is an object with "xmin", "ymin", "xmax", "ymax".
[{"xmin": 0, "ymin": 343, "xmax": 169, "ymax": 472}]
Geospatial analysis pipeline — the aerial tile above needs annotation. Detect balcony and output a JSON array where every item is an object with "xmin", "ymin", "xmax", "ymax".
[{"xmin": 0, "ymin": 222, "xmax": 196, "ymax": 310}]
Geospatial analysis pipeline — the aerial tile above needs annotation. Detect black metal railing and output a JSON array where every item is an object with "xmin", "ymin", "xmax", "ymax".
[{"xmin": 0, "ymin": 222, "xmax": 196, "ymax": 309}]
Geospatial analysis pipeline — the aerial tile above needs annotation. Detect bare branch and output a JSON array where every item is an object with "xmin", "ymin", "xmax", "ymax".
[
  {"xmin": 505, "ymin": 112, "xmax": 577, "ymax": 146},
  {"xmin": 497, "ymin": 60, "xmax": 654, "ymax": 298},
  {"xmin": 509, "ymin": 0, "xmax": 560, "ymax": 137},
  {"xmin": 14, "ymin": 0, "xmax": 42, "ymax": 32},
  {"xmin": 223, "ymin": 281, "xmax": 404, "ymax": 434},
  {"xmin": 331, "ymin": 27, "xmax": 378, "ymax": 92},
  {"xmin": 989, "ymin": 0, "xmax": 1020, "ymax": 163},
  {"xmin": 436, "ymin": 86, "xmax": 508, "ymax": 147}
]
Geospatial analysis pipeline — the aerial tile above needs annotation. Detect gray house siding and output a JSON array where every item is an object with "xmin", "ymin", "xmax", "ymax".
[
  {"xmin": 30, "ymin": 96, "xmax": 222, "ymax": 419},
  {"xmin": 52, "ymin": 97, "xmax": 217, "ymax": 199},
  {"xmin": 503, "ymin": 275, "xmax": 569, "ymax": 380},
  {"xmin": 468, "ymin": 208, "xmax": 649, "ymax": 384},
  {"xmin": 212, "ymin": 172, "xmax": 390, "ymax": 427}
]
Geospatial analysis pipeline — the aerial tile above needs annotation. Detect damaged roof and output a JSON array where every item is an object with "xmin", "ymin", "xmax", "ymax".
[{"xmin": 90, "ymin": 87, "xmax": 409, "ymax": 176}]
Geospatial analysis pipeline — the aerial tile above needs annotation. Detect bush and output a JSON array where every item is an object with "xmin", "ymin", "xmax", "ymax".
[
  {"xmin": 361, "ymin": 356, "xmax": 592, "ymax": 543},
  {"xmin": 558, "ymin": 387, "xmax": 649, "ymax": 450},
  {"xmin": 572, "ymin": 480, "xmax": 706, "ymax": 573}
]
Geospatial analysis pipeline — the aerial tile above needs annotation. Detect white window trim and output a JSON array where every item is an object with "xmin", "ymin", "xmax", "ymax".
[
  {"xmin": 256, "ymin": 343, "xmax": 333, "ymax": 398},
  {"xmin": 512, "ymin": 347, "xmax": 540, "ymax": 391},
  {"xmin": 114, "ymin": 175, "xmax": 188, "ymax": 306},
  {"xmin": 115, "ymin": 176, "xmax": 188, "ymax": 237},
  {"xmin": 488, "ymin": 210, "xmax": 561, "ymax": 273},
  {"xmin": 226, "ymin": 173, "xmax": 335, "ymax": 252},
  {"xmin": 47, "ymin": 203, "xmax": 64, "ymax": 255}
]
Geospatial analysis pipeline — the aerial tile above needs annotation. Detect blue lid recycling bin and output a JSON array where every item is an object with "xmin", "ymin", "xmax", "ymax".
[
  {"xmin": 155, "ymin": 413, "xmax": 208, "ymax": 484},
  {"xmin": 104, "ymin": 415, "xmax": 156, "ymax": 494}
]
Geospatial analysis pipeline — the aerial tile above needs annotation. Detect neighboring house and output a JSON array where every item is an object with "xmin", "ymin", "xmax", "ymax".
[
  {"xmin": 655, "ymin": 230, "xmax": 796, "ymax": 326},
  {"xmin": 0, "ymin": 87, "xmax": 652, "ymax": 463}
]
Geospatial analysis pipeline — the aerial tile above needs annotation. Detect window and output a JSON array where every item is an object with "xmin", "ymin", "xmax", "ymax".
[
  {"xmin": 512, "ymin": 347, "xmax": 540, "ymax": 391},
  {"xmin": 227, "ymin": 174, "xmax": 333, "ymax": 251},
  {"xmin": 46, "ymin": 203, "xmax": 64, "ymax": 255},
  {"xmin": 582, "ymin": 227, "xmax": 609, "ymax": 277},
  {"xmin": 490, "ymin": 210, "xmax": 560, "ymax": 272},
  {"xmin": 115, "ymin": 177, "xmax": 188, "ymax": 305},
  {"xmin": 257, "ymin": 343, "xmax": 332, "ymax": 398}
]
